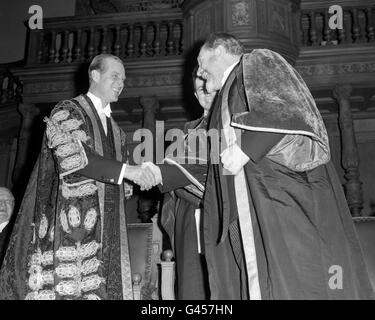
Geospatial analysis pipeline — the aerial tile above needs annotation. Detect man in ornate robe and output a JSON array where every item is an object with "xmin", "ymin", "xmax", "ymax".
[
  {"xmin": 0, "ymin": 54, "xmax": 155, "ymax": 300},
  {"xmin": 196, "ymin": 33, "xmax": 374, "ymax": 300}
]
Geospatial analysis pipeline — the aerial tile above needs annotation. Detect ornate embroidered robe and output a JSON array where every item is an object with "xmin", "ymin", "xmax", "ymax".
[{"xmin": 0, "ymin": 95, "xmax": 133, "ymax": 300}]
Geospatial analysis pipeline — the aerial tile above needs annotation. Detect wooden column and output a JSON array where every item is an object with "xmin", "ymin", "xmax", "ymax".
[
  {"xmin": 161, "ymin": 250, "xmax": 175, "ymax": 300},
  {"xmin": 12, "ymin": 103, "xmax": 40, "ymax": 188},
  {"xmin": 137, "ymin": 96, "xmax": 159, "ymax": 223},
  {"xmin": 333, "ymin": 84, "xmax": 363, "ymax": 217},
  {"xmin": 140, "ymin": 96, "xmax": 158, "ymax": 137}
]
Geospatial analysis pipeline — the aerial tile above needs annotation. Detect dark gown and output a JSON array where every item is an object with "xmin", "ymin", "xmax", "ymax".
[
  {"xmin": 0, "ymin": 95, "xmax": 133, "ymax": 300},
  {"xmin": 159, "ymin": 117, "xmax": 210, "ymax": 300},
  {"xmin": 203, "ymin": 49, "xmax": 374, "ymax": 300}
]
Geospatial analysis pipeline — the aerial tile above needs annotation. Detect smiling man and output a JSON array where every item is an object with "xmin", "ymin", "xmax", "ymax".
[
  {"xmin": 0, "ymin": 54, "xmax": 155, "ymax": 300},
  {"xmin": 196, "ymin": 33, "xmax": 373, "ymax": 300}
]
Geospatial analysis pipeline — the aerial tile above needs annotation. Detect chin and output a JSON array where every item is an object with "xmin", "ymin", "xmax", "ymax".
[{"xmin": 109, "ymin": 96, "xmax": 119, "ymax": 103}]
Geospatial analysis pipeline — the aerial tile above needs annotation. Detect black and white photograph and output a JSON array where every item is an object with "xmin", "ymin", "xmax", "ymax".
[{"xmin": 0, "ymin": 0, "xmax": 374, "ymax": 306}]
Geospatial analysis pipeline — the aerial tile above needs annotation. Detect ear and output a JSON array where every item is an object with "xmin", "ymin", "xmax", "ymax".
[
  {"xmin": 91, "ymin": 70, "xmax": 101, "ymax": 83},
  {"xmin": 213, "ymin": 45, "xmax": 225, "ymax": 58}
]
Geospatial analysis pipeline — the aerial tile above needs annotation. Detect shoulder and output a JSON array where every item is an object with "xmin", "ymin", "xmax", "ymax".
[
  {"xmin": 184, "ymin": 118, "xmax": 203, "ymax": 132},
  {"xmin": 50, "ymin": 98, "xmax": 86, "ymax": 123},
  {"xmin": 45, "ymin": 97, "xmax": 90, "ymax": 147}
]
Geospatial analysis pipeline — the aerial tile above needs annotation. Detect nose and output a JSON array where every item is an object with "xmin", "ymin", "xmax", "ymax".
[{"xmin": 196, "ymin": 67, "xmax": 203, "ymax": 77}]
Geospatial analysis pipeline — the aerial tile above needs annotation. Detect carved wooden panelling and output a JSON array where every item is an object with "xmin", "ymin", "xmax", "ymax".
[
  {"xmin": 24, "ymin": 81, "xmax": 75, "ymax": 94},
  {"xmin": 125, "ymin": 73, "xmax": 182, "ymax": 88},
  {"xmin": 227, "ymin": 0, "xmax": 256, "ymax": 32},
  {"xmin": 194, "ymin": 4, "xmax": 213, "ymax": 41},
  {"xmin": 269, "ymin": 0, "xmax": 290, "ymax": 38},
  {"xmin": 256, "ymin": 0, "xmax": 268, "ymax": 33},
  {"xmin": 230, "ymin": 0, "xmax": 251, "ymax": 26},
  {"xmin": 297, "ymin": 62, "xmax": 375, "ymax": 77}
]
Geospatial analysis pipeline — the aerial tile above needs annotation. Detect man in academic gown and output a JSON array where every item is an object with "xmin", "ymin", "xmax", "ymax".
[
  {"xmin": 195, "ymin": 33, "xmax": 374, "ymax": 300},
  {"xmin": 0, "ymin": 187, "xmax": 15, "ymax": 268},
  {"xmin": 156, "ymin": 73, "xmax": 216, "ymax": 299},
  {"xmin": 0, "ymin": 54, "xmax": 155, "ymax": 300}
]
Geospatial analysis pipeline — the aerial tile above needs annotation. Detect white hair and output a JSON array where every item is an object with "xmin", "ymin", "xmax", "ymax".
[{"xmin": 0, "ymin": 187, "xmax": 14, "ymax": 202}]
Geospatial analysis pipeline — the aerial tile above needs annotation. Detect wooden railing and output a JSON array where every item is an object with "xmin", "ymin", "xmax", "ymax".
[
  {"xmin": 112, "ymin": 0, "xmax": 182, "ymax": 12},
  {"xmin": 26, "ymin": 10, "xmax": 184, "ymax": 66},
  {"xmin": 300, "ymin": 2, "xmax": 375, "ymax": 46},
  {"xmin": 24, "ymin": 1, "xmax": 375, "ymax": 68}
]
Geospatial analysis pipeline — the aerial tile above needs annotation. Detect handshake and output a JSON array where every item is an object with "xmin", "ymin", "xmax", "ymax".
[{"xmin": 124, "ymin": 162, "xmax": 162, "ymax": 191}]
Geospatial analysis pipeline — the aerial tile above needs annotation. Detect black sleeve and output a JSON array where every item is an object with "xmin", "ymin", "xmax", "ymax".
[
  {"xmin": 157, "ymin": 164, "xmax": 191, "ymax": 193},
  {"xmin": 76, "ymin": 143, "xmax": 124, "ymax": 184},
  {"xmin": 240, "ymin": 130, "xmax": 285, "ymax": 163}
]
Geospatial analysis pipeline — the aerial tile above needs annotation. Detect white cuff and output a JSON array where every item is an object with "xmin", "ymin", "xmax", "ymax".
[{"xmin": 117, "ymin": 163, "xmax": 127, "ymax": 185}]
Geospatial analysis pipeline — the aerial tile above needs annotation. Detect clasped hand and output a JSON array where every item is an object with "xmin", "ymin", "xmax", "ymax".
[{"xmin": 124, "ymin": 162, "xmax": 162, "ymax": 191}]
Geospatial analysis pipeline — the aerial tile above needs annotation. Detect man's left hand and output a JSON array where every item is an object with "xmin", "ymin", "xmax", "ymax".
[{"xmin": 220, "ymin": 144, "xmax": 250, "ymax": 175}]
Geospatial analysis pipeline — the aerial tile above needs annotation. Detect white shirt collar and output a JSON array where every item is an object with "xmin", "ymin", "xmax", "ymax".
[
  {"xmin": 221, "ymin": 60, "xmax": 240, "ymax": 87},
  {"xmin": 87, "ymin": 91, "xmax": 112, "ymax": 118},
  {"xmin": 0, "ymin": 221, "xmax": 8, "ymax": 233}
]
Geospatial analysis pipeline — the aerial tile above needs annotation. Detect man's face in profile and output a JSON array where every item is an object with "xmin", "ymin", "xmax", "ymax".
[
  {"xmin": 0, "ymin": 188, "xmax": 14, "ymax": 224},
  {"xmin": 194, "ymin": 76, "xmax": 216, "ymax": 113},
  {"xmin": 197, "ymin": 47, "xmax": 224, "ymax": 94}
]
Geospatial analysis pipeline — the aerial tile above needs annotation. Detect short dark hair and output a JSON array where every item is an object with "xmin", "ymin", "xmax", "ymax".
[
  {"xmin": 203, "ymin": 33, "xmax": 244, "ymax": 56},
  {"xmin": 88, "ymin": 54, "xmax": 124, "ymax": 82}
]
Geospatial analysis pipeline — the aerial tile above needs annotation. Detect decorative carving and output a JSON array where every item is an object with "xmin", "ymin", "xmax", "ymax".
[
  {"xmin": 195, "ymin": 6, "xmax": 211, "ymax": 41},
  {"xmin": 24, "ymin": 81, "xmax": 76, "ymax": 95},
  {"xmin": 88, "ymin": 0, "xmax": 119, "ymax": 14},
  {"xmin": 333, "ymin": 84, "xmax": 363, "ymax": 216},
  {"xmin": 231, "ymin": 1, "xmax": 250, "ymax": 26},
  {"xmin": 75, "ymin": 0, "xmax": 183, "ymax": 15},
  {"xmin": 297, "ymin": 62, "xmax": 375, "ymax": 77},
  {"xmin": 270, "ymin": 1, "xmax": 289, "ymax": 37},
  {"xmin": 125, "ymin": 73, "xmax": 182, "ymax": 88}
]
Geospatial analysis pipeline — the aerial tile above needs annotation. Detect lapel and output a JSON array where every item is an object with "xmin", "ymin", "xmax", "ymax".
[{"xmin": 83, "ymin": 94, "xmax": 109, "ymax": 141}]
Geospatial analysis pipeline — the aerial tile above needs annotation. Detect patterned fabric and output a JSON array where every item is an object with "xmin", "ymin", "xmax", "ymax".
[{"xmin": 0, "ymin": 95, "xmax": 133, "ymax": 300}]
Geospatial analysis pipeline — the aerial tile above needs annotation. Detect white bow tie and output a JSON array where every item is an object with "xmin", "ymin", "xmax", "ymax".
[{"xmin": 103, "ymin": 104, "xmax": 112, "ymax": 118}]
